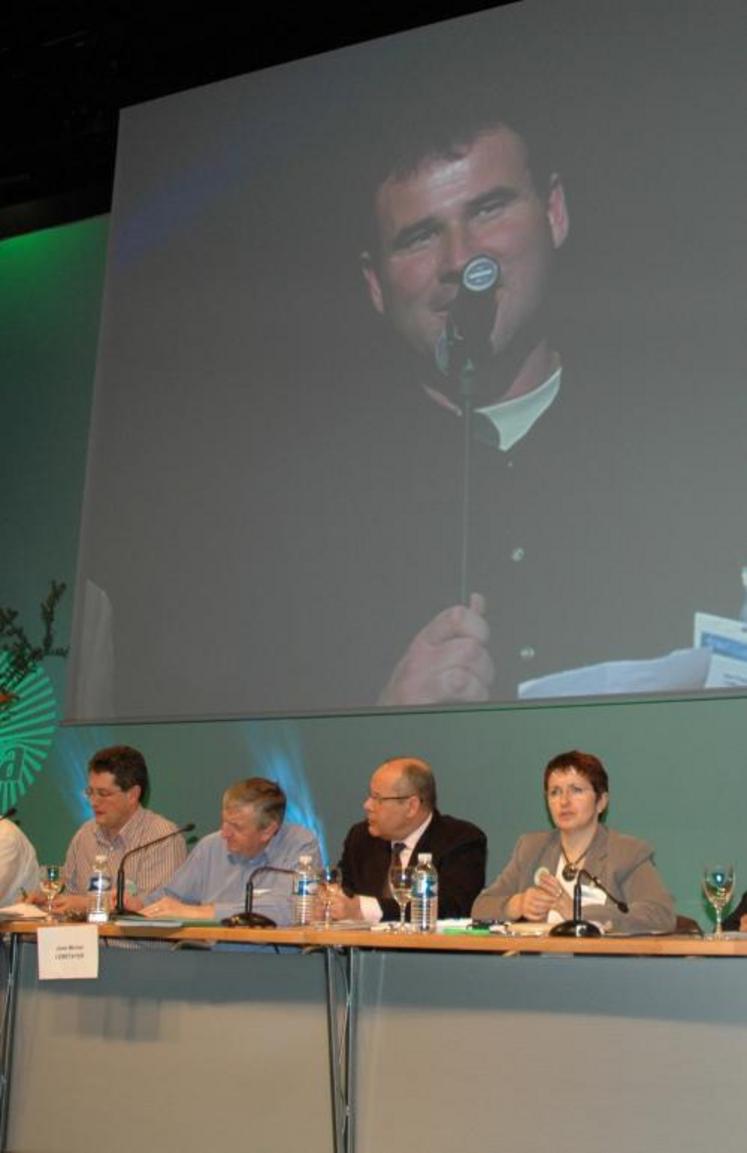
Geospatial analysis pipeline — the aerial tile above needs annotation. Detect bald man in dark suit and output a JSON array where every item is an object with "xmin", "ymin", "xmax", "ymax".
[{"xmin": 330, "ymin": 756, "xmax": 487, "ymax": 923}]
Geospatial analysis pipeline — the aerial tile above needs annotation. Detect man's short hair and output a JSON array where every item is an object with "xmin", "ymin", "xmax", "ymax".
[
  {"xmin": 222, "ymin": 778, "xmax": 287, "ymax": 828},
  {"xmin": 355, "ymin": 44, "xmax": 556, "ymax": 256},
  {"xmin": 383, "ymin": 756, "xmax": 437, "ymax": 811},
  {"xmin": 543, "ymin": 750, "xmax": 609, "ymax": 799},
  {"xmin": 88, "ymin": 745, "xmax": 149, "ymax": 801}
]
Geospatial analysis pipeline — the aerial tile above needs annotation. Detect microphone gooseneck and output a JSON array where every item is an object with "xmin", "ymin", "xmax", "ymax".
[
  {"xmin": 112, "ymin": 822, "xmax": 195, "ymax": 916},
  {"xmin": 221, "ymin": 864, "xmax": 296, "ymax": 928}
]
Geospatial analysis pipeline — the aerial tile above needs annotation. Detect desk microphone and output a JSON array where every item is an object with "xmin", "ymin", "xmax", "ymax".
[
  {"xmin": 222, "ymin": 865, "xmax": 296, "ymax": 928},
  {"xmin": 112, "ymin": 822, "xmax": 195, "ymax": 916},
  {"xmin": 536, "ymin": 865, "xmax": 629, "ymax": 914},
  {"xmin": 576, "ymin": 867, "xmax": 629, "ymax": 914},
  {"xmin": 549, "ymin": 867, "xmax": 629, "ymax": 937}
]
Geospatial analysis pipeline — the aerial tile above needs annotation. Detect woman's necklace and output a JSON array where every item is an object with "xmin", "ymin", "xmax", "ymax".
[{"xmin": 561, "ymin": 838, "xmax": 594, "ymax": 882}]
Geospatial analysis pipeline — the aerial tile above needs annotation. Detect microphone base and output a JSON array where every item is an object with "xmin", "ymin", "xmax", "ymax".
[
  {"xmin": 221, "ymin": 912, "xmax": 277, "ymax": 929},
  {"xmin": 549, "ymin": 919, "xmax": 601, "ymax": 938}
]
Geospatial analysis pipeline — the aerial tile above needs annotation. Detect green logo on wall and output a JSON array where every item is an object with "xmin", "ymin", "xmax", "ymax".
[{"xmin": 0, "ymin": 655, "xmax": 56, "ymax": 811}]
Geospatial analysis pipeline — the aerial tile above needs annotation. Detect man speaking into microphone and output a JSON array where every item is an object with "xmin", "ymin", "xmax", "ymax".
[
  {"xmin": 358, "ymin": 85, "xmax": 570, "ymax": 706},
  {"xmin": 51, "ymin": 744, "xmax": 187, "ymax": 917},
  {"xmin": 140, "ymin": 778, "xmax": 321, "ymax": 925}
]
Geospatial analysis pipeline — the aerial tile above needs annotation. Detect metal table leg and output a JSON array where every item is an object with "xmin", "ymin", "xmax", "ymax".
[
  {"xmin": 0, "ymin": 933, "xmax": 20, "ymax": 1153},
  {"xmin": 325, "ymin": 946, "xmax": 358, "ymax": 1153}
]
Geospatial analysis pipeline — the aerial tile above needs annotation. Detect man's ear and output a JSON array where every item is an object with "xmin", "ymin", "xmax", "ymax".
[
  {"xmin": 361, "ymin": 251, "xmax": 385, "ymax": 315},
  {"xmin": 259, "ymin": 819, "xmax": 280, "ymax": 846},
  {"xmin": 547, "ymin": 174, "xmax": 569, "ymax": 250}
]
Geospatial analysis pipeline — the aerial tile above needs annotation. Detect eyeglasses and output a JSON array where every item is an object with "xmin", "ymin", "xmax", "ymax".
[
  {"xmin": 367, "ymin": 793, "xmax": 416, "ymax": 805},
  {"xmin": 546, "ymin": 784, "xmax": 595, "ymax": 800},
  {"xmin": 84, "ymin": 787, "xmax": 123, "ymax": 800}
]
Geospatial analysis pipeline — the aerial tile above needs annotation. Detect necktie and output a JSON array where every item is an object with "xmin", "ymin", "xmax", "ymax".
[{"xmin": 387, "ymin": 841, "xmax": 406, "ymax": 897}]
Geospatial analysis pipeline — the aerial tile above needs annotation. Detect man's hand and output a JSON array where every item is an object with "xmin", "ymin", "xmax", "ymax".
[
  {"xmin": 48, "ymin": 893, "xmax": 88, "ymax": 918},
  {"xmin": 140, "ymin": 897, "xmax": 214, "ymax": 919},
  {"xmin": 379, "ymin": 593, "xmax": 494, "ymax": 705},
  {"xmin": 325, "ymin": 890, "xmax": 362, "ymax": 921}
]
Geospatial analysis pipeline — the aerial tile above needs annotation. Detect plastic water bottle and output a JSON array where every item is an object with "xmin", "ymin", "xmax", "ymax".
[
  {"xmin": 292, "ymin": 854, "xmax": 317, "ymax": 925},
  {"xmin": 87, "ymin": 852, "xmax": 112, "ymax": 923},
  {"xmin": 411, "ymin": 853, "xmax": 438, "ymax": 932}
]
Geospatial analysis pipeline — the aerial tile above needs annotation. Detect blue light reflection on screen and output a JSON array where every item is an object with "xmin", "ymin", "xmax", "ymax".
[{"xmin": 240, "ymin": 721, "xmax": 328, "ymax": 863}]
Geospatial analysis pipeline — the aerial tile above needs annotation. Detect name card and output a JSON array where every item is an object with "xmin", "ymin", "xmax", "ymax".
[{"xmin": 37, "ymin": 924, "xmax": 99, "ymax": 980}]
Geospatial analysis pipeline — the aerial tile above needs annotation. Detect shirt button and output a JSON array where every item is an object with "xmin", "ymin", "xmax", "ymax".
[
  {"xmin": 510, "ymin": 547, "xmax": 525, "ymax": 563},
  {"xmin": 519, "ymin": 646, "xmax": 536, "ymax": 661}
]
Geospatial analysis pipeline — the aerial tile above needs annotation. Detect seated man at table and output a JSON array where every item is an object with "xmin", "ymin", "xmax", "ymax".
[
  {"xmin": 140, "ymin": 777, "xmax": 321, "ymax": 924},
  {"xmin": 51, "ymin": 744, "xmax": 187, "ymax": 916},
  {"xmin": 0, "ymin": 818, "xmax": 40, "ymax": 907},
  {"xmin": 328, "ymin": 756, "xmax": 487, "ymax": 924}
]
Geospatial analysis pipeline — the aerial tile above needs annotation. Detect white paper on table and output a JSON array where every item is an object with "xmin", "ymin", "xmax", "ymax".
[{"xmin": 0, "ymin": 902, "xmax": 46, "ymax": 920}]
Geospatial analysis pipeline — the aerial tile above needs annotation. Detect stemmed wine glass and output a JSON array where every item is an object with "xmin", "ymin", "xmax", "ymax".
[
  {"xmin": 318, "ymin": 865, "xmax": 341, "ymax": 928},
  {"xmin": 389, "ymin": 864, "xmax": 413, "ymax": 932},
  {"xmin": 702, "ymin": 864, "xmax": 735, "ymax": 937},
  {"xmin": 39, "ymin": 864, "xmax": 64, "ymax": 921}
]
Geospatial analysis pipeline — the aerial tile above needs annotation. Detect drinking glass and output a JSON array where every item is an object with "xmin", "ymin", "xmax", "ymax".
[
  {"xmin": 389, "ymin": 864, "xmax": 413, "ymax": 932},
  {"xmin": 702, "ymin": 864, "xmax": 735, "ymax": 937},
  {"xmin": 318, "ymin": 865, "xmax": 341, "ymax": 928},
  {"xmin": 39, "ymin": 864, "xmax": 64, "ymax": 920}
]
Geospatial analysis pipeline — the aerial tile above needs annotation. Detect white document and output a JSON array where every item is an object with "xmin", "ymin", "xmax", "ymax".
[
  {"xmin": 37, "ymin": 924, "xmax": 99, "ymax": 980},
  {"xmin": 519, "ymin": 646, "xmax": 711, "ymax": 700},
  {"xmin": 694, "ymin": 613, "xmax": 747, "ymax": 688},
  {"xmin": 0, "ymin": 902, "xmax": 46, "ymax": 920}
]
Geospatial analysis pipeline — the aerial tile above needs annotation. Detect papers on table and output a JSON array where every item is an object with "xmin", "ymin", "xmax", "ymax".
[{"xmin": 0, "ymin": 902, "xmax": 46, "ymax": 920}]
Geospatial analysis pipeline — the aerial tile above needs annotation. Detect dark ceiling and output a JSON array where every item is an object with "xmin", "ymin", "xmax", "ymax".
[{"xmin": 0, "ymin": 0, "xmax": 509, "ymax": 238}]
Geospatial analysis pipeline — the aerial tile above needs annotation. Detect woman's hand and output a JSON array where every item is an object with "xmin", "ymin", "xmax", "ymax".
[
  {"xmin": 515, "ymin": 873, "xmax": 573, "ymax": 921},
  {"xmin": 515, "ymin": 885, "xmax": 556, "ymax": 921},
  {"xmin": 536, "ymin": 871, "xmax": 574, "ymax": 920}
]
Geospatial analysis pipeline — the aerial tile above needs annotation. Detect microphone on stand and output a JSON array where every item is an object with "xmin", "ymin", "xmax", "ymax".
[
  {"xmin": 435, "ymin": 255, "xmax": 501, "ymax": 386},
  {"xmin": 549, "ymin": 867, "xmax": 628, "ymax": 938},
  {"xmin": 111, "ymin": 822, "xmax": 195, "ymax": 916},
  {"xmin": 222, "ymin": 865, "xmax": 296, "ymax": 928},
  {"xmin": 576, "ymin": 868, "xmax": 629, "ymax": 914},
  {"xmin": 549, "ymin": 872, "xmax": 600, "ymax": 938},
  {"xmin": 434, "ymin": 255, "xmax": 501, "ymax": 604}
]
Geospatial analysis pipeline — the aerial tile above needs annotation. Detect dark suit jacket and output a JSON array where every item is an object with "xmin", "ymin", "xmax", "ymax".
[
  {"xmin": 339, "ymin": 810, "xmax": 487, "ymax": 921},
  {"xmin": 722, "ymin": 891, "xmax": 746, "ymax": 932}
]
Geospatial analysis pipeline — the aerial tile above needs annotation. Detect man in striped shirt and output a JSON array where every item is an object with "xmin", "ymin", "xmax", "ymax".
[{"xmin": 51, "ymin": 745, "xmax": 187, "ymax": 916}]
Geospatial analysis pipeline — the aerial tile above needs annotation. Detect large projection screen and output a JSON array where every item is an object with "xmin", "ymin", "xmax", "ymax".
[{"xmin": 67, "ymin": 0, "xmax": 747, "ymax": 722}]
